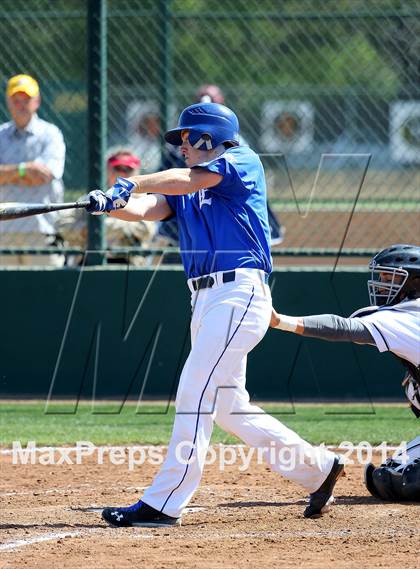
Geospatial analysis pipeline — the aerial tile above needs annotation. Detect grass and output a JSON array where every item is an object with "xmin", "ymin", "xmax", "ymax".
[
  {"xmin": 270, "ymin": 199, "xmax": 420, "ymax": 212},
  {"xmin": 0, "ymin": 402, "xmax": 417, "ymax": 447}
]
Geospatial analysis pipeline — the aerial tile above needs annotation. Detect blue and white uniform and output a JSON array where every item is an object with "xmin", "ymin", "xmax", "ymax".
[
  {"xmin": 165, "ymin": 146, "xmax": 272, "ymax": 278},
  {"xmin": 141, "ymin": 145, "xmax": 336, "ymax": 517}
]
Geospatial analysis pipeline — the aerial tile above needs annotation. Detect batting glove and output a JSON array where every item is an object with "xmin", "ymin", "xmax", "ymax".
[
  {"xmin": 86, "ymin": 177, "xmax": 136, "ymax": 215},
  {"xmin": 86, "ymin": 190, "xmax": 109, "ymax": 215}
]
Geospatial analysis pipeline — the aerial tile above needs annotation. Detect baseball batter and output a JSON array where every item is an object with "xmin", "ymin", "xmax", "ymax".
[
  {"xmin": 86, "ymin": 102, "xmax": 344, "ymax": 527},
  {"xmin": 271, "ymin": 244, "xmax": 420, "ymax": 501}
]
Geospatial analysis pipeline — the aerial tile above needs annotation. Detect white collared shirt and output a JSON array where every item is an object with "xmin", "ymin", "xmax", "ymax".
[{"xmin": 0, "ymin": 113, "xmax": 66, "ymax": 234}]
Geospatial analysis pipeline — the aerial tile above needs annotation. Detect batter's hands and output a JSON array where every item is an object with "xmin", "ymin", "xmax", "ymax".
[{"xmin": 86, "ymin": 177, "xmax": 136, "ymax": 215}]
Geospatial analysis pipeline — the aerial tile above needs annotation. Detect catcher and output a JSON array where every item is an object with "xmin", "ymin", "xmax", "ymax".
[{"xmin": 271, "ymin": 243, "xmax": 420, "ymax": 502}]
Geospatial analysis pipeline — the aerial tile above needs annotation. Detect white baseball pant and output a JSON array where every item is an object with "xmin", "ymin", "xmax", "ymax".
[{"xmin": 141, "ymin": 268, "xmax": 336, "ymax": 517}]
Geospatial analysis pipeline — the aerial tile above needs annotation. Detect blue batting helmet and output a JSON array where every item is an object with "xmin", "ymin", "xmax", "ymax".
[{"xmin": 164, "ymin": 103, "xmax": 240, "ymax": 150}]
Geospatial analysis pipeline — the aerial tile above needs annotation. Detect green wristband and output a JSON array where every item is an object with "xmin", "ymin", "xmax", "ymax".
[{"xmin": 18, "ymin": 162, "xmax": 26, "ymax": 177}]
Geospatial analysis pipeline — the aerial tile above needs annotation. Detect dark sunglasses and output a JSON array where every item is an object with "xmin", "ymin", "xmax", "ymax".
[{"xmin": 112, "ymin": 165, "xmax": 135, "ymax": 174}]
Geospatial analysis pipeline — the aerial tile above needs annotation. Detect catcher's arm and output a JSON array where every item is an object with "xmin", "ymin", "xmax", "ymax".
[
  {"xmin": 270, "ymin": 308, "xmax": 375, "ymax": 344},
  {"xmin": 270, "ymin": 309, "xmax": 304, "ymax": 334}
]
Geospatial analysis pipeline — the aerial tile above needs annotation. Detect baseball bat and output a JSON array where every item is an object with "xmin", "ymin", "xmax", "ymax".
[{"xmin": 0, "ymin": 199, "xmax": 90, "ymax": 221}]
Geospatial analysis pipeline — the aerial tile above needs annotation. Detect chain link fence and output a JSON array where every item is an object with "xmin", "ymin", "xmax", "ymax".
[{"xmin": 0, "ymin": 0, "xmax": 419, "ymax": 263}]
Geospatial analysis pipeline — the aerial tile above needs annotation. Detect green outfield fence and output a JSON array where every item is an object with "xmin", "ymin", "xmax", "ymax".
[
  {"xmin": 0, "ymin": 0, "xmax": 419, "ymax": 260},
  {"xmin": 0, "ymin": 267, "xmax": 405, "ymax": 400}
]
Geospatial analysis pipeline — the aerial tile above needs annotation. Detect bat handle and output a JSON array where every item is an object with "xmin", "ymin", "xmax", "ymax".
[{"xmin": 75, "ymin": 200, "xmax": 91, "ymax": 208}]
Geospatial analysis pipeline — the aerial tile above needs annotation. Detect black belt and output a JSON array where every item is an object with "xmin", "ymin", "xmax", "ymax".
[{"xmin": 191, "ymin": 270, "xmax": 269, "ymax": 291}]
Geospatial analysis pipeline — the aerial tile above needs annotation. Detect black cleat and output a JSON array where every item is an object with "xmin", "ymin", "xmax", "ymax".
[
  {"xmin": 304, "ymin": 457, "xmax": 344, "ymax": 519},
  {"xmin": 102, "ymin": 499, "xmax": 181, "ymax": 528}
]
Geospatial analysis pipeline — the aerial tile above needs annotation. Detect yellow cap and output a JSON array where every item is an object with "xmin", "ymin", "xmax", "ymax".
[{"xmin": 6, "ymin": 74, "xmax": 40, "ymax": 98}]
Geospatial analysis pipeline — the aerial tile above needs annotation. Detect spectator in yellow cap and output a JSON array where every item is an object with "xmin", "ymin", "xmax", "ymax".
[
  {"xmin": 0, "ymin": 74, "xmax": 66, "ymax": 265},
  {"xmin": 7, "ymin": 74, "xmax": 40, "ymax": 99}
]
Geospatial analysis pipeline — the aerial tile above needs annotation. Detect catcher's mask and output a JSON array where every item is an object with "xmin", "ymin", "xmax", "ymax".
[
  {"xmin": 367, "ymin": 244, "xmax": 420, "ymax": 306},
  {"xmin": 165, "ymin": 103, "xmax": 240, "ymax": 151}
]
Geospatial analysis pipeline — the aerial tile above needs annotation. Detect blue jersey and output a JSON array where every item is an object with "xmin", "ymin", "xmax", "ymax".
[{"xmin": 165, "ymin": 146, "xmax": 272, "ymax": 279}]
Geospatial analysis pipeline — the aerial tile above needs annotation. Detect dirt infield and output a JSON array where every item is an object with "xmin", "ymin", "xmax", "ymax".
[
  {"xmin": 275, "ymin": 211, "xmax": 419, "ymax": 250},
  {"xmin": 1, "ymin": 448, "xmax": 418, "ymax": 569}
]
